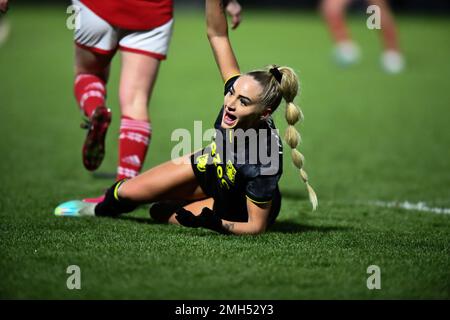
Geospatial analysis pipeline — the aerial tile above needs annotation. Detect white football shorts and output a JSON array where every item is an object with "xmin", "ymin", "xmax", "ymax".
[{"xmin": 72, "ymin": 0, "xmax": 173, "ymax": 60}]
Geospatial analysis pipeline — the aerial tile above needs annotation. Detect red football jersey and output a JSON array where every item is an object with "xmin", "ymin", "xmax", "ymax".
[{"xmin": 80, "ymin": 0, "xmax": 173, "ymax": 30}]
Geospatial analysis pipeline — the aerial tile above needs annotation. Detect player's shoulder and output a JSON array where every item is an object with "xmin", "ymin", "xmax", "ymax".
[{"xmin": 224, "ymin": 74, "xmax": 240, "ymax": 95}]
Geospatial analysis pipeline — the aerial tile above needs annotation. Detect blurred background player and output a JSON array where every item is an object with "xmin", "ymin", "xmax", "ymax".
[
  {"xmin": 73, "ymin": 0, "xmax": 242, "ymax": 202},
  {"xmin": 0, "ymin": 0, "xmax": 10, "ymax": 46},
  {"xmin": 320, "ymin": 0, "xmax": 405, "ymax": 73}
]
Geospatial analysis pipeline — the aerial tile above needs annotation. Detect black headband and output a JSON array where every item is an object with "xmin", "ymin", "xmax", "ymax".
[{"xmin": 269, "ymin": 67, "xmax": 283, "ymax": 84}]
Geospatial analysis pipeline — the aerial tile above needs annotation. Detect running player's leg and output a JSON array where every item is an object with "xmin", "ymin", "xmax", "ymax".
[
  {"xmin": 74, "ymin": 46, "xmax": 113, "ymax": 117},
  {"xmin": 115, "ymin": 19, "xmax": 173, "ymax": 180},
  {"xmin": 116, "ymin": 51, "xmax": 159, "ymax": 180},
  {"xmin": 73, "ymin": 0, "xmax": 116, "ymax": 116},
  {"xmin": 368, "ymin": 0, "xmax": 399, "ymax": 52},
  {"xmin": 320, "ymin": 0, "xmax": 359, "ymax": 65},
  {"xmin": 75, "ymin": 47, "xmax": 115, "ymax": 171},
  {"xmin": 368, "ymin": 0, "xmax": 405, "ymax": 73},
  {"xmin": 72, "ymin": 0, "xmax": 118, "ymax": 170},
  {"xmin": 320, "ymin": 0, "xmax": 352, "ymax": 44}
]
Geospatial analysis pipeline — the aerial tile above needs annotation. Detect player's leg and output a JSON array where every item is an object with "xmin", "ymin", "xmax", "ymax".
[
  {"xmin": 72, "ymin": 0, "xmax": 118, "ymax": 170},
  {"xmin": 95, "ymin": 154, "xmax": 208, "ymax": 217},
  {"xmin": 115, "ymin": 19, "xmax": 173, "ymax": 181},
  {"xmin": 55, "ymin": 154, "xmax": 207, "ymax": 218},
  {"xmin": 320, "ymin": 0, "xmax": 352, "ymax": 43},
  {"xmin": 75, "ymin": 46, "xmax": 115, "ymax": 171},
  {"xmin": 115, "ymin": 51, "xmax": 159, "ymax": 180},
  {"xmin": 368, "ymin": 0, "xmax": 405, "ymax": 73},
  {"xmin": 320, "ymin": 0, "xmax": 360, "ymax": 66},
  {"xmin": 368, "ymin": 0, "xmax": 399, "ymax": 52}
]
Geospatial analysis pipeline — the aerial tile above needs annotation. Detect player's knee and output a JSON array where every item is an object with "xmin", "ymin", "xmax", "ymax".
[{"xmin": 119, "ymin": 101, "xmax": 148, "ymax": 120}]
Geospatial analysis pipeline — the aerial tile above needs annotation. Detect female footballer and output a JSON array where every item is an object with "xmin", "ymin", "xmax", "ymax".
[
  {"xmin": 72, "ymin": 0, "xmax": 242, "ymax": 198},
  {"xmin": 56, "ymin": 0, "xmax": 317, "ymax": 235}
]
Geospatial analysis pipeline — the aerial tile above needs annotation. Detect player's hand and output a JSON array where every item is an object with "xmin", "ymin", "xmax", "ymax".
[
  {"xmin": 175, "ymin": 208, "xmax": 201, "ymax": 228},
  {"xmin": 225, "ymin": 0, "xmax": 242, "ymax": 30},
  {"xmin": 0, "ymin": 0, "xmax": 9, "ymax": 13},
  {"xmin": 197, "ymin": 207, "xmax": 229, "ymax": 234},
  {"xmin": 176, "ymin": 207, "xmax": 229, "ymax": 234}
]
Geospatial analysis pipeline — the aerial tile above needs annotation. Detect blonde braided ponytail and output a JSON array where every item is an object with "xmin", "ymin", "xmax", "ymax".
[
  {"xmin": 277, "ymin": 66, "xmax": 318, "ymax": 211},
  {"xmin": 246, "ymin": 65, "xmax": 318, "ymax": 211}
]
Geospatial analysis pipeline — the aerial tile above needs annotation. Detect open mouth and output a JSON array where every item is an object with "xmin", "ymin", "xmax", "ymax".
[{"xmin": 223, "ymin": 110, "xmax": 237, "ymax": 127}]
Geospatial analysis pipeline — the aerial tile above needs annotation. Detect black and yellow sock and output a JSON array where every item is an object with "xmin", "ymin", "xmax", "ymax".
[{"xmin": 95, "ymin": 180, "xmax": 138, "ymax": 217}]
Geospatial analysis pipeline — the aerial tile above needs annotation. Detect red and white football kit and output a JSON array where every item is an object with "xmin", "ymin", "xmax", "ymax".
[{"xmin": 73, "ymin": 0, "xmax": 174, "ymax": 59}]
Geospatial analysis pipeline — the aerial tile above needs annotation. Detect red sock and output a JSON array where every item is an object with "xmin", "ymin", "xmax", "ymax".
[
  {"xmin": 117, "ymin": 116, "xmax": 151, "ymax": 180},
  {"xmin": 74, "ymin": 74, "xmax": 106, "ymax": 117}
]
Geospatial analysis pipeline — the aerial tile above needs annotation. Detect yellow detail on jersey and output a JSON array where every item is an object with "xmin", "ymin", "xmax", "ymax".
[
  {"xmin": 210, "ymin": 141, "xmax": 217, "ymax": 156},
  {"xmin": 229, "ymin": 130, "xmax": 233, "ymax": 143},
  {"xmin": 221, "ymin": 179, "xmax": 230, "ymax": 190},
  {"xmin": 196, "ymin": 154, "xmax": 209, "ymax": 172},
  {"xmin": 246, "ymin": 195, "xmax": 272, "ymax": 204},
  {"xmin": 224, "ymin": 74, "xmax": 241, "ymax": 86},
  {"xmin": 226, "ymin": 160, "xmax": 236, "ymax": 184},
  {"xmin": 212, "ymin": 152, "xmax": 222, "ymax": 166}
]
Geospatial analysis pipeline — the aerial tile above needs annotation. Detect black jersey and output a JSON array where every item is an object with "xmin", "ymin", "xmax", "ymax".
[{"xmin": 191, "ymin": 75, "xmax": 283, "ymax": 223}]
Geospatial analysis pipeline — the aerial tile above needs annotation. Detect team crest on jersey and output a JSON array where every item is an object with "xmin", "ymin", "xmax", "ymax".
[
  {"xmin": 226, "ymin": 160, "xmax": 236, "ymax": 184},
  {"xmin": 196, "ymin": 154, "xmax": 209, "ymax": 172}
]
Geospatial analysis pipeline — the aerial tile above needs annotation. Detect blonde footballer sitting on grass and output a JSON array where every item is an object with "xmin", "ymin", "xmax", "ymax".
[{"xmin": 55, "ymin": 0, "xmax": 317, "ymax": 235}]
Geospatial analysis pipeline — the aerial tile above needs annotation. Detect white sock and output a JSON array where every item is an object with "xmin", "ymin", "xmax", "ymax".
[
  {"xmin": 334, "ymin": 41, "xmax": 360, "ymax": 66},
  {"xmin": 381, "ymin": 50, "xmax": 405, "ymax": 74}
]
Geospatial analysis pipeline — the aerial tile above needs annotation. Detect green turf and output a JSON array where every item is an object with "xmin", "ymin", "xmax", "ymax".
[{"xmin": 0, "ymin": 6, "xmax": 449, "ymax": 299}]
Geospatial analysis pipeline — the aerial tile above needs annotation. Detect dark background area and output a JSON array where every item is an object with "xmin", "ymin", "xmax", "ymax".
[{"xmin": 14, "ymin": 0, "xmax": 450, "ymax": 13}]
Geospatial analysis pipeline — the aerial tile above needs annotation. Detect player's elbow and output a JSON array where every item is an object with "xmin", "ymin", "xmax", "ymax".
[
  {"xmin": 206, "ymin": 25, "xmax": 228, "ymax": 39},
  {"xmin": 251, "ymin": 227, "xmax": 266, "ymax": 235},
  {"xmin": 246, "ymin": 222, "xmax": 267, "ymax": 235}
]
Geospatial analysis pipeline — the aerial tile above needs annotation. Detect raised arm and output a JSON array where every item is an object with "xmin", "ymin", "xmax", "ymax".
[{"xmin": 206, "ymin": 0, "xmax": 240, "ymax": 82}]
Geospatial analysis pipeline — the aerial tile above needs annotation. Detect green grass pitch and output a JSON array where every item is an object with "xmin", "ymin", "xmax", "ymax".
[{"xmin": 0, "ymin": 6, "xmax": 449, "ymax": 299}]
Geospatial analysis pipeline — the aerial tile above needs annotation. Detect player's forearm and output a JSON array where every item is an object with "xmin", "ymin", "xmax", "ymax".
[
  {"xmin": 221, "ymin": 219, "xmax": 267, "ymax": 235},
  {"xmin": 208, "ymin": 36, "xmax": 239, "ymax": 81},
  {"xmin": 205, "ymin": 0, "xmax": 240, "ymax": 81}
]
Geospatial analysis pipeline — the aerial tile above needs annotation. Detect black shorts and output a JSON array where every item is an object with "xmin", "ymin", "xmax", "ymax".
[{"xmin": 190, "ymin": 148, "xmax": 281, "ymax": 225}]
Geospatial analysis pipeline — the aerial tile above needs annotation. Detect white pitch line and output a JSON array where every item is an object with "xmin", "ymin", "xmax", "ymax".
[{"xmin": 369, "ymin": 200, "xmax": 450, "ymax": 215}]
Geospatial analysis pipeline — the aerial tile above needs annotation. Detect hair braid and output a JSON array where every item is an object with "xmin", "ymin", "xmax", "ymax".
[
  {"xmin": 277, "ymin": 66, "xmax": 318, "ymax": 211},
  {"xmin": 246, "ymin": 65, "xmax": 318, "ymax": 211}
]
